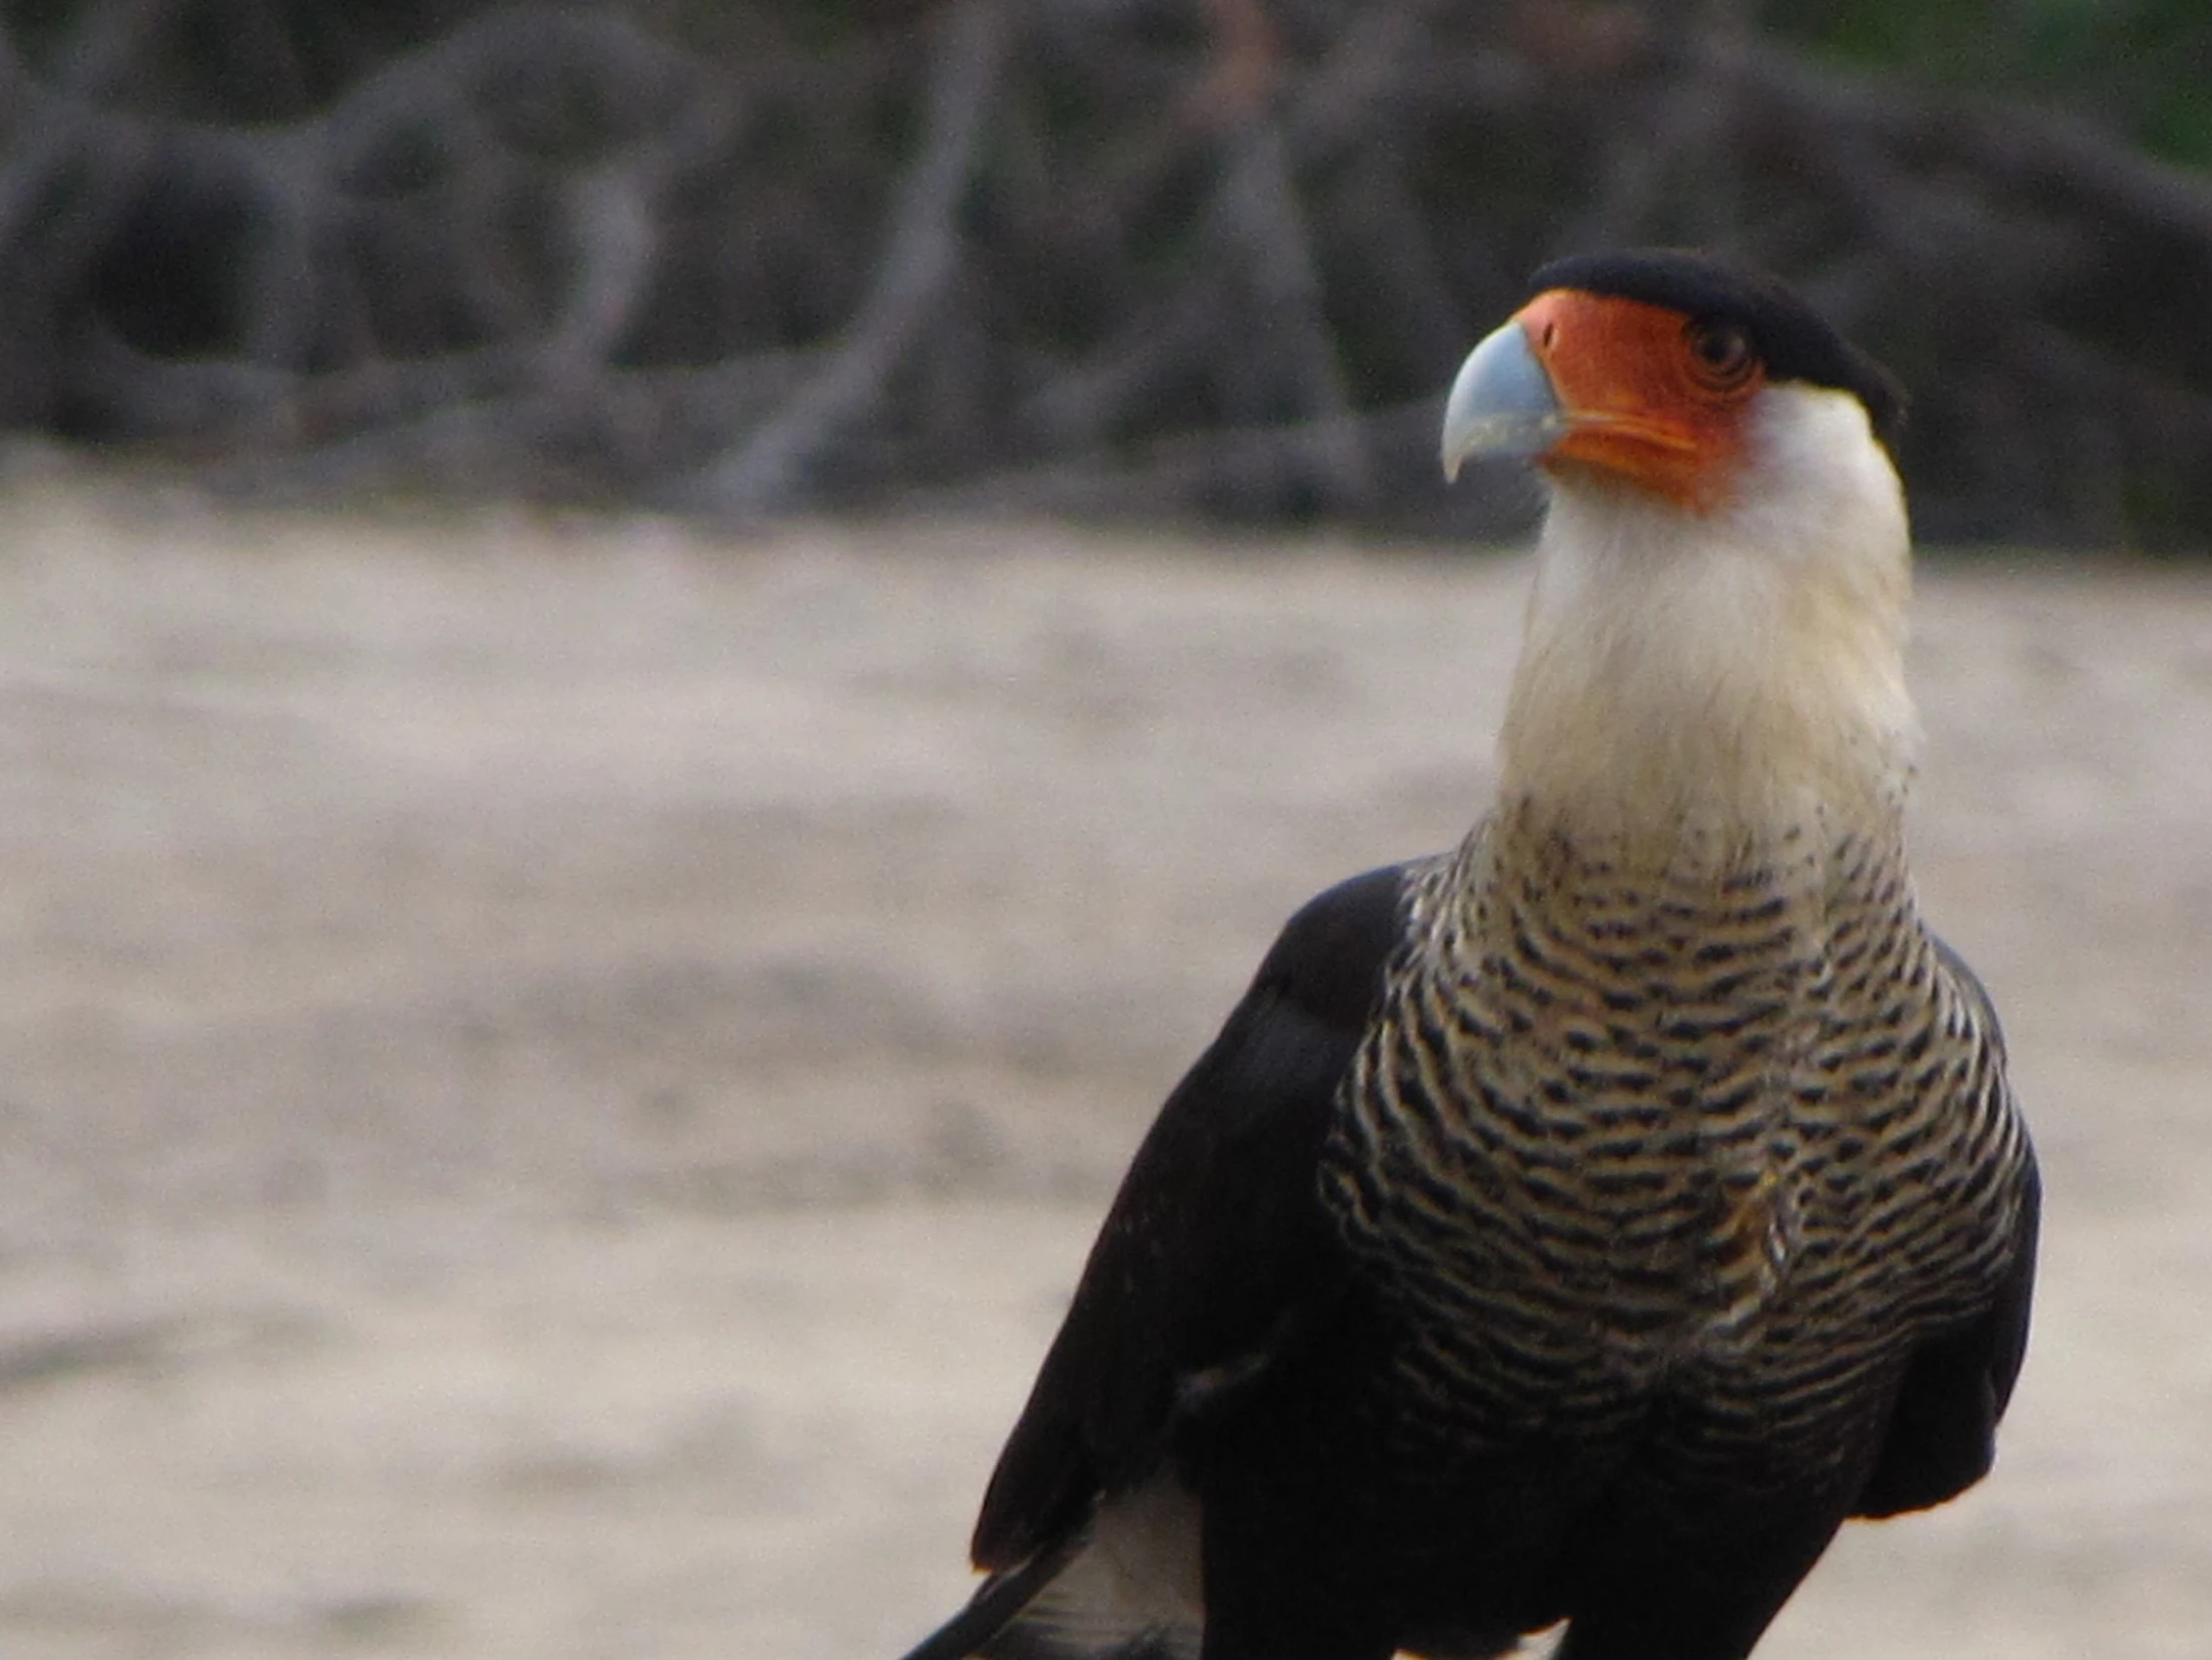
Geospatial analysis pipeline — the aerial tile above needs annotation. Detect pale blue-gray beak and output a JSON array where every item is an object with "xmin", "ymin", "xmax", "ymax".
[{"xmin": 1439, "ymin": 320, "xmax": 1567, "ymax": 483}]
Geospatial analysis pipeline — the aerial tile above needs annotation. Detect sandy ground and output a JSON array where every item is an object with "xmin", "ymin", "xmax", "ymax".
[{"xmin": 0, "ymin": 479, "xmax": 2206, "ymax": 1659}]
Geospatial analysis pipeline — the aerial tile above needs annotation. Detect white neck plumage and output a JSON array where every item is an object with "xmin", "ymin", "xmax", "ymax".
[{"xmin": 1495, "ymin": 384, "xmax": 1919, "ymax": 863}]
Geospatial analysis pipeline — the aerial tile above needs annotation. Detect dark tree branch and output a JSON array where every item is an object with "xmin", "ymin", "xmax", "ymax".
[
  {"xmin": 1, "ymin": 1, "xmax": 2208, "ymax": 543},
  {"xmin": 680, "ymin": 0, "xmax": 1014, "ymax": 517}
]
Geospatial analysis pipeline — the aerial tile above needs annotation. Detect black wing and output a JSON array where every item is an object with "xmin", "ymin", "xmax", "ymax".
[
  {"xmin": 969, "ymin": 862, "xmax": 1410, "ymax": 1571},
  {"xmin": 1854, "ymin": 937, "xmax": 2041, "ymax": 1518}
]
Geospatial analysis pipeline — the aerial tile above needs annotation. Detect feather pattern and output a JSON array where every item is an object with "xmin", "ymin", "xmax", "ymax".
[{"xmin": 896, "ymin": 259, "xmax": 2037, "ymax": 1660}]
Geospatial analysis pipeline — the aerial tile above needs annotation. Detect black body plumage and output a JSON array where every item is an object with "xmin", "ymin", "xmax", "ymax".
[{"xmin": 894, "ymin": 254, "xmax": 2039, "ymax": 1660}]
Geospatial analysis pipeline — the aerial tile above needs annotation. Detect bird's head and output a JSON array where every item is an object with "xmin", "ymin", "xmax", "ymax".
[
  {"xmin": 1443, "ymin": 251, "xmax": 1921, "ymax": 850},
  {"xmin": 1442, "ymin": 248, "xmax": 1905, "ymax": 513}
]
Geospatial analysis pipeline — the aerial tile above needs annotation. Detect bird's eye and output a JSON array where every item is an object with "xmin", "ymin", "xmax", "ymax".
[{"xmin": 1685, "ymin": 321, "xmax": 1757, "ymax": 390}]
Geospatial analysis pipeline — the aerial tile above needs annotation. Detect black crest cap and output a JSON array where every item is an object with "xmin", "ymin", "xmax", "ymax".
[{"xmin": 1531, "ymin": 249, "xmax": 1908, "ymax": 449}]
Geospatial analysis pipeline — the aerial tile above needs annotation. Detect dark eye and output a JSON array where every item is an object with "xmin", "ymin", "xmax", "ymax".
[{"xmin": 1686, "ymin": 320, "xmax": 1756, "ymax": 389}]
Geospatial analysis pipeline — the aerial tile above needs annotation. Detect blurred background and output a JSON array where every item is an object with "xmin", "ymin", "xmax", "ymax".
[
  {"xmin": 4, "ymin": 0, "xmax": 2212, "ymax": 543},
  {"xmin": 1, "ymin": 4, "xmax": 2210, "ymax": 1659}
]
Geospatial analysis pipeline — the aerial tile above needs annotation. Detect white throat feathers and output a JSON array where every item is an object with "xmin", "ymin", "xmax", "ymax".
[{"xmin": 1498, "ymin": 382, "xmax": 1919, "ymax": 856}]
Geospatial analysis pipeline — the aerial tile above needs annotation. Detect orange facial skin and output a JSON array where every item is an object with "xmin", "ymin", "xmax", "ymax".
[{"xmin": 1515, "ymin": 288, "xmax": 1767, "ymax": 513}]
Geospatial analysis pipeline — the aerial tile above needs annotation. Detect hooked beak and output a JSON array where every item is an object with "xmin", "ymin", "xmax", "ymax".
[{"xmin": 1439, "ymin": 320, "xmax": 1565, "ymax": 483}]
